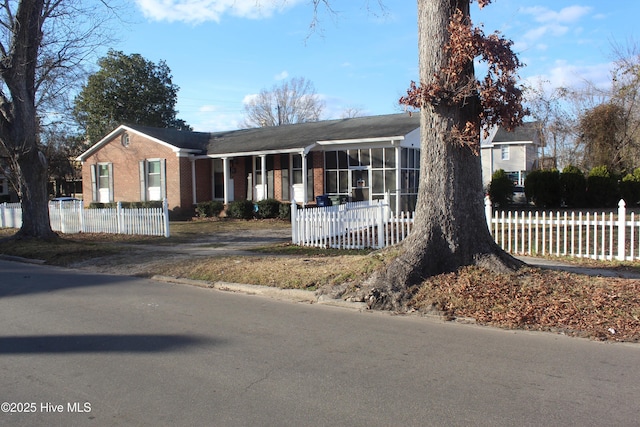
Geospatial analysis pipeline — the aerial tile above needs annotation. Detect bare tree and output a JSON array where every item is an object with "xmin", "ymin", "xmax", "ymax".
[
  {"xmin": 0, "ymin": 0, "xmax": 118, "ymax": 239},
  {"xmin": 243, "ymin": 77, "xmax": 325, "ymax": 127},
  {"xmin": 524, "ymin": 82, "xmax": 582, "ymax": 169},
  {"xmin": 340, "ymin": 106, "xmax": 365, "ymax": 118}
]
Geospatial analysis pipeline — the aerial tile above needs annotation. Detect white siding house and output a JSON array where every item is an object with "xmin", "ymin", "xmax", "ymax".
[{"xmin": 480, "ymin": 122, "xmax": 541, "ymax": 188}]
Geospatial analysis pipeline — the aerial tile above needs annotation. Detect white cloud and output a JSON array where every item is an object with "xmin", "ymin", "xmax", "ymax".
[
  {"xmin": 188, "ymin": 104, "xmax": 244, "ymax": 131},
  {"xmin": 134, "ymin": 0, "xmax": 303, "ymax": 24},
  {"xmin": 515, "ymin": 5, "xmax": 592, "ymax": 52},
  {"xmin": 274, "ymin": 70, "xmax": 289, "ymax": 80},
  {"xmin": 242, "ymin": 93, "xmax": 259, "ymax": 105},
  {"xmin": 522, "ymin": 5, "xmax": 592, "ymax": 24},
  {"xmin": 527, "ymin": 60, "xmax": 613, "ymax": 91}
]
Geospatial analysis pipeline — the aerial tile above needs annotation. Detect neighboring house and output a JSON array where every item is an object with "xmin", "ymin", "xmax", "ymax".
[
  {"xmin": 76, "ymin": 113, "xmax": 422, "ymax": 216},
  {"xmin": 480, "ymin": 121, "xmax": 542, "ymax": 188}
]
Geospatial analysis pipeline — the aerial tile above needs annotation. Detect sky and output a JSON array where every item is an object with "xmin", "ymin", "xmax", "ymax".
[{"xmin": 106, "ymin": 1, "xmax": 640, "ymax": 132}]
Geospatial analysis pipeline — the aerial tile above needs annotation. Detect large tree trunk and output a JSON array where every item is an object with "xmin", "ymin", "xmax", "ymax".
[
  {"xmin": 14, "ymin": 147, "xmax": 56, "ymax": 239},
  {"xmin": 366, "ymin": 0, "xmax": 522, "ymax": 310},
  {"xmin": 0, "ymin": 0, "xmax": 55, "ymax": 239}
]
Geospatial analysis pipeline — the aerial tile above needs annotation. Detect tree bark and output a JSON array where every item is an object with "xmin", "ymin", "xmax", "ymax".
[
  {"xmin": 14, "ymin": 147, "xmax": 57, "ymax": 239},
  {"xmin": 0, "ymin": 0, "xmax": 56, "ymax": 239},
  {"xmin": 366, "ymin": 0, "xmax": 522, "ymax": 310}
]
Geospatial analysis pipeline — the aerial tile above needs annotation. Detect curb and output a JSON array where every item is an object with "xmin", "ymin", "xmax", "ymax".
[
  {"xmin": 0, "ymin": 254, "xmax": 46, "ymax": 265},
  {"xmin": 151, "ymin": 275, "xmax": 366, "ymax": 309}
]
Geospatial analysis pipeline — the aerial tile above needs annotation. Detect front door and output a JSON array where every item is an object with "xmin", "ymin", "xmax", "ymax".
[{"xmin": 350, "ymin": 169, "xmax": 369, "ymax": 202}]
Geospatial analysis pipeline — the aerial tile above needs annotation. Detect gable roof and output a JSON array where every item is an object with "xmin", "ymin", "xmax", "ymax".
[
  {"xmin": 77, "ymin": 113, "xmax": 420, "ymax": 161},
  {"xmin": 76, "ymin": 124, "xmax": 208, "ymax": 161}
]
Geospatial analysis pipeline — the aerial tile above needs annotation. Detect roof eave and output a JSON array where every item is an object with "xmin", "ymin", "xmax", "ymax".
[{"xmin": 201, "ymin": 144, "xmax": 317, "ymax": 159}]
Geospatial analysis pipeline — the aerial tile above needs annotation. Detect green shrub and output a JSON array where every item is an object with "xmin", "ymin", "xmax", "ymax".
[
  {"xmin": 619, "ymin": 167, "xmax": 640, "ymax": 206},
  {"xmin": 195, "ymin": 200, "xmax": 224, "ymax": 218},
  {"xmin": 226, "ymin": 199, "xmax": 255, "ymax": 220},
  {"xmin": 586, "ymin": 165, "xmax": 619, "ymax": 208},
  {"xmin": 278, "ymin": 203, "xmax": 291, "ymax": 221},
  {"xmin": 560, "ymin": 165, "xmax": 586, "ymax": 208},
  {"xmin": 89, "ymin": 201, "xmax": 163, "ymax": 209},
  {"xmin": 524, "ymin": 169, "xmax": 561, "ymax": 207},
  {"xmin": 128, "ymin": 201, "xmax": 164, "ymax": 209},
  {"xmin": 255, "ymin": 198, "xmax": 281, "ymax": 219},
  {"xmin": 89, "ymin": 202, "xmax": 117, "ymax": 209},
  {"xmin": 488, "ymin": 169, "xmax": 514, "ymax": 207}
]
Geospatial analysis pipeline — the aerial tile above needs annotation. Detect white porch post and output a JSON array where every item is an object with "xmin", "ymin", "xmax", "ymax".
[
  {"xmin": 260, "ymin": 155, "xmax": 267, "ymax": 201},
  {"xmin": 302, "ymin": 152, "xmax": 308, "ymax": 206},
  {"xmin": 191, "ymin": 158, "xmax": 197, "ymax": 205},
  {"xmin": 395, "ymin": 145, "xmax": 402, "ymax": 213},
  {"xmin": 223, "ymin": 157, "xmax": 230, "ymax": 205}
]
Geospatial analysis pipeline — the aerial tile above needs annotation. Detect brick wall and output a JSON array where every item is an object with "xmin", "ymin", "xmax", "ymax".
[
  {"xmin": 80, "ymin": 131, "xmax": 186, "ymax": 211},
  {"xmin": 194, "ymin": 158, "xmax": 211, "ymax": 203},
  {"xmin": 311, "ymin": 151, "xmax": 324, "ymax": 199}
]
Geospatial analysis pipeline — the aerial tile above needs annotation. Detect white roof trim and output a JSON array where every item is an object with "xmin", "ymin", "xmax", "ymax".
[
  {"xmin": 481, "ymin": 140, "xmax": 536, "ymax": 148},
  {"xmin": 316, "ymin": 136, "xmax": 405, "ymax": 145},
  {"xmin": 196, "ymin": 144, "xmax": 316, "ymax": 159},
  {"xmin": 76, "ymin": 125, "xmax": 200, "ymax": 162}
]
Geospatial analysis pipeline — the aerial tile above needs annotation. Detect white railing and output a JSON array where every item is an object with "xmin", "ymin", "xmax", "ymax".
[
  {"xmin": 292, "ymin": 197, "xmax": 640, "ymax": 261},
  {"xmin": 0, "ymin": 200, "xmax": 170, "ymax": 237},
  {"xmin": 291, "ymin": 197, "xmax": 414, "ymax": 249}
]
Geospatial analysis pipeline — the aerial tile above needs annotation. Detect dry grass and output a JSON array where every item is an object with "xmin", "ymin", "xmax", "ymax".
[{"xmin": 151, "ymin": 252, "xmax": 382, "ymax": 291}]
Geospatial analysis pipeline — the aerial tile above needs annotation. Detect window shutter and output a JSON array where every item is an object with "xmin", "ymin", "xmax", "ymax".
[
  {"xmin": 90, "ymin": 164, "xmax": 97, "ymax": 202},
  {"xmin": 160, "ymin": 159, "xmax": 167, "ymax": 200},
  {"xmin": 139, "ymin": 160, "xmax": 147, "ymax": 202},
  {"xmin": 107, "ymin": 163, "xmax": 114, "ymax": 202}
]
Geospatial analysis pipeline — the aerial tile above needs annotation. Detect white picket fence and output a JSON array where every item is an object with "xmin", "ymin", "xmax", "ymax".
[
  {"xmin": 486, "ymin": 198, "xmax": 640, "ymax": 261},
  {"xmin": 292, "ymin": 197, "xmax": 640, "ymax": 261},
  {"xmin": 0, "ymin": 200, "xmax": 170, "ymax": 237},
  {"xmin": 291, "ymin": 198, "xmax": 414, "ymax": 250}
]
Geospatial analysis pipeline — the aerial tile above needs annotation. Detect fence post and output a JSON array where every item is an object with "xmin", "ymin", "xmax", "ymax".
[
  {"xmin": 78, "ymin": 200, "xmax": 85, "ymax": 233},
  {"xmin": 377, "ymin": 202, "xmax": 385, "ymax": 249},
  {"xmin": 0, "ymin": 202, "xmax": 4, "ymax": 228},
  {"xmin": 290, "ymin": 199, "xmax": 298, "ymax": 244},
  {"xmin": 618, "ymin": 199, "xmax": 626, "ymax": 261},
  {"xmin": 117, "ymin": 201, "xmax": 122, "ymax": 234},
  {"xmin": 484, "ymin": 196, "xmax": 492, "ymax": 234},
  {"xmin": 163, "ymin": 198, "xmax": 170, "ymax": 238},
  {"xmin": 57, "ymin": 201, "xmax": 65, "ymax": 234}
]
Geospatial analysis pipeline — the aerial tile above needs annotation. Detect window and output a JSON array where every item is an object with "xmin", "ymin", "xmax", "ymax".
[
  {"xmin": 286, "ymin": 153, "xmax": 313, "ymax": 202},
  {"xmin": 212, "ymin": 159, "xmax": 224, "ymax": 199},
  {"xmin": 139, "ymin": 159, "xmax": 166, "ymax": 201},
  {"xmin": 501, "ymin": 145, "xmax": 509, "ymax": 161},
  {"xmin": 280, "ymin": 154, "xmax": 290, "ymax": 200},
  {"xmin": 91, "ymin": 163, "xmax": 113, "ymax": 203}
]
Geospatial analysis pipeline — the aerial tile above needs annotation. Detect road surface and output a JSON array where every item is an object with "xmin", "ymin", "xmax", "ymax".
[{"xmin": 1, "ymin": 259, "xmax": 639, "ymax": 426}]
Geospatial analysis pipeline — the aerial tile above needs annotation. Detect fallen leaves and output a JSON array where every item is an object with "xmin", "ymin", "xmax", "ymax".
[{"xmin": 410, "ymin": 266, "xmax": 640, "ymax": 342}]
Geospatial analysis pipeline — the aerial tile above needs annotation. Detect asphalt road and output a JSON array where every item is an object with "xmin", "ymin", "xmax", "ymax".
[{"xmin": 1, "ymin": 259, "xmax": 639, "ymax": 426}]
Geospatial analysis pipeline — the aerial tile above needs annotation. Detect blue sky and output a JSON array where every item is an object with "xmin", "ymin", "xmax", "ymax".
[{"xmin": 110, "ymin": 1, "xmax": 639, "ymax": 131}]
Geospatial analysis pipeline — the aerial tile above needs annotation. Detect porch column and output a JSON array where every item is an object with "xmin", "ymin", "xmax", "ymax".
[
  {"xmin": 223, "ymin": 157, "xmax": 230, "ymax": 205},
  {"xmin": 395, "ymin": 145, "xmax": 402, "ymax": 214},
  {"xmin": 191, "ymin": 158, "xmax": 197, "ymax": 205},
  {"xmin": 260, "ymin": 154, "xmax": 267, "ymax": 201},
  {"xmin": 302, "ymin": 152, "xmax": 308, "ymax": 206}
]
